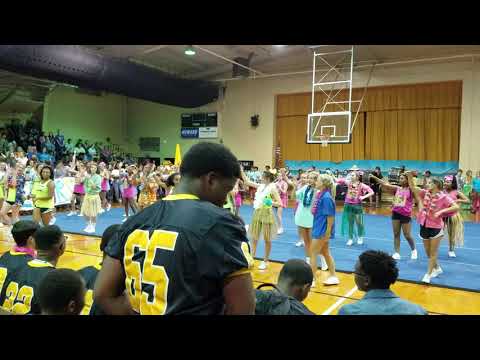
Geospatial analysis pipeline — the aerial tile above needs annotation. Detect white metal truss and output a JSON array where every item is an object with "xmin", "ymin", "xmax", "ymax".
[{"xmin": 307, "ymin": 46, "xmax": 354, "ymax": 144}]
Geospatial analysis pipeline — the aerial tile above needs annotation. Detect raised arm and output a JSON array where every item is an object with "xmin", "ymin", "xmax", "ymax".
[
  {"xmin": 456, "ymin": 191, "xmax": 470, "ymax": 204},
  {"xmin": 240, "ymin": 167, "xmax": 260, "ymax": 189},
  {"xmin": 369, "ymin": 174, "xmax": 399, "ymax": 193}
]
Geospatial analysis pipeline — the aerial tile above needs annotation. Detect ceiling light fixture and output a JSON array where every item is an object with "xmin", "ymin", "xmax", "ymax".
[{"xmin": 185, "ymin": 45, "xmax": 196, "ymax": 56}]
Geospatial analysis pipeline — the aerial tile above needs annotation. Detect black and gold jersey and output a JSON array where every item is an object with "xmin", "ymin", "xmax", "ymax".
[
  {"xmin": 0, "ymin": 259, "xmax": 55, "ymax": 314},
  {"xmin": 78, "ymin": 263, "xmax": 104, "ymax": 315},
  {"xmin": 0, "ymin": 250, "xmax": 34, "ymax": 310},
  {"xmin": 105, "ymin": 194, "xmax": 254, "ymax": 315}
]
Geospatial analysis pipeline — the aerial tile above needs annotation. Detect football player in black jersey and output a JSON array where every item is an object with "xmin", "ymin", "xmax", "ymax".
[
  {"xmin": 0, "ymin": 225, "xmax": 66, "ymax": 314},
  {"xmin": 95, "ymin": 142, "xmax": 255, "ymax": 315},
  {"xmin": 38, "ymin": 268, "xmax": 86, "ymax": 315},
  {"xmin": 78, "ymin": 223, "xmax": 121, "ymax": 315},
  {"xmin": 0, "ymin": 220, "xmax": 39, "ymax": 274}
]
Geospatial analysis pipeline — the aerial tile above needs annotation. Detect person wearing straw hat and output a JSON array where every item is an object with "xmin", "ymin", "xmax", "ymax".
[{"xmin": 336, "ymin": 165, "xmax": 374, "ymax": 246}]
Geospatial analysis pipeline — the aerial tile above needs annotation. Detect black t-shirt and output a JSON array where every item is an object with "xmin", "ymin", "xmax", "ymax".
[
  {"xmin": 255, "ymin": 289, "xmax": 315, "ymax": 315},
  {"xmin": 104, "ymin": 194, "xmax": 254, "ymax": 315},
  {"xmin": 0, "ymin": 258, "xmax": 55, "ymax": 314},
  {"xmin": 78, "ymin": 263, "xmax": 105, "ymax": 315}
]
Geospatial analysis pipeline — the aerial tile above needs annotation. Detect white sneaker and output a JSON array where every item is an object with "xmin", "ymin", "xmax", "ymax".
[
  {"xmin": 411, "ymin": 249, "xmax": 418, "ymax": 260},
  {"xmin": 67, "ymin": 211, "xmax": 76, "ymax": 217},
  {"xmin": 431, "ymin": 266, "xmax": 443, "ymax": 278},
  {"xmin": 305, "ymin": 257, "xmax": 310, "ymax": 265},
  {"xmin": 277, "ymin": 228, "xmax": 284, "ymax": 235},
  {"xmin": 448, "ymin": 251, "xmax": 456, "ymax": 258},
  {"xmin": 123, "ymin": 214, "xmax": 127, "ymax": 217},
  {"xmin": 107, "ymin": 204, "xmax": 111, "ymax": 211},
  {"xmin": 99, "ymin": 209, "xmax": 105, "ymax": 214},
  {"xmin": 77, "ymin": 213, "xmax": 83, "ymax": 217},
  {"xmin": 422, "ymin": 273, "xmax": 431, "ymax": 284},
  {"xmin": 83, "ymin": 224, "xmax": 92, "ymax": 233},
  {"xmin": 85, "ymin": 225, "xmax": 96, "ymax": 234},
  {"xmin": 122, "ymin": 217, "xmax": 128, "ymax": 223},
  {"xmin": 323, "ymin": 276, "xmax": 340, "ymax": 286},
  {"xmin": 258, "ymin": 261, "xmax": 268, "ymax": 270},
  {"xmin": 392, "ymin": 253, "xmax": 401, "ymax": 260},
  {"xmin": 295, "ymin": 240, "xmax": 304, "ymax": 247},
  {"xmin": 357, "ymin": 237, "xmax": 364, "ymax": 245},
  {"xmin": 346, "ymin": 239, "xmax": 353, "ymax": 246},
  {"xmin": 320, "ymin": 255, "xmax": 328, "ymax": 271}
]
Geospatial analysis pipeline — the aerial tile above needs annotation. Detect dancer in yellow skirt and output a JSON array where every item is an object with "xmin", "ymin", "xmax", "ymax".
[
  {"xmin": 241, "ymin": 168, "xmax": 281, "ymax": 270},
  {"xmin": 81, "ymin": 163, "xmax": 103, "ymax": 234}
]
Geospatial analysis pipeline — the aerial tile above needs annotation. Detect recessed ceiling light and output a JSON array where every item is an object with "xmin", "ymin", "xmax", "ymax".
[
  {"xmin": 274, "ymin": 45, "xmax": 286, "ymax": 47},
  {"xmin": 185, "ymin": 45, "xmax": 196, "ymax": 56}
]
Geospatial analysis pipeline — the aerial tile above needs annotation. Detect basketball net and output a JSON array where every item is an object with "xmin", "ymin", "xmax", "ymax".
[{"xmin": 319, "ymin": 134, "xmax": 330, "ymax": 148}]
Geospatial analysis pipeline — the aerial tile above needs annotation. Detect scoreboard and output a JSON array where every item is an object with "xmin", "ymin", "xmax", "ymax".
[{"xmin": 181, "ymin": 112, "xmax": 218, "ymax": 139}]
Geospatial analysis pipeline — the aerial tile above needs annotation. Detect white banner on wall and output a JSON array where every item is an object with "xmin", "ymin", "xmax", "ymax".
[{"xmin": 198, "ymin": 127, "xmax": 218, "ymax": 139}]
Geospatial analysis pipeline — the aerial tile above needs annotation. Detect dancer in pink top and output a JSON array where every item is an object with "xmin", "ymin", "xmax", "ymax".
[
  {"xmin": 406, "ymin": 172, "xmax": 459, "ymax": 284},
  {"xmin": 442, "ymin": 175, "xmax": 469, "ymax": 258},
  {"xmin": 274, "ymin": 168, "xmax": 291, "ymax": 235},
  {"xmin": 337, "ymin": 168, "xmax": 374, "ymax": 246},
  {"xmin": 370, "ymin": 173, "xmax": 417, "ymax": 260}
]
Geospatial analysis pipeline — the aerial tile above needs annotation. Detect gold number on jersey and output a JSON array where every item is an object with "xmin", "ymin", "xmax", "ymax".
[
  {"xmin": 0, "ymin": 268, "xmax": 7, "ymax": 294},
  {"xmin": 81, "ymin": 289, "xmax": 94, "ymax": 315},
  {"xmin": 124, "ymin": 229, "xmax": 178, "ymax": 315},
  {"xmin": 2, "ymin": 281, "xmax": 33, "ymax": 314}
]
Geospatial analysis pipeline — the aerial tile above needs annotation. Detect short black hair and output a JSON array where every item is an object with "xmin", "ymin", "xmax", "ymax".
[
  {"xmin": 11, "ymin": 220, "xmax": 40, "ymax": 247},
  {"xmin": 263, "ymin": 171, "xmax": 275, "ymax": 183},
  {"xmin": 33, "ymin": 225, "xmax": 64, "ymax": 251},
  {"xmin": 180, "ymin": 142, "xmax": 240, "ymax": 179},
  {"xmin": 40, "ymin": 165, "xmax": 54, "ymax": 180},
  {"xmin": 278, "ymin": 259, "xmax": 313, "ymax": 287},
  {"xmin": 359, "ymin": 250, "xmax": 398, "ymax": 289},
  {"xmin": 38, "ymin": 269, "xmax": 85, "ymax": 314},
  {"xmin": 101, "ymin": 224, "xmax": 121, "ymax": 252}
]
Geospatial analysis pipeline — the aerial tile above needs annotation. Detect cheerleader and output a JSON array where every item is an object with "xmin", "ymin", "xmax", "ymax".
[
  {"xmin": 294, "ymin": 171, "xmax": 318, "ymax": 264},
  {"xmin": 370, "ymin": 173, "xmax": 417, "ymax": 260},
  {"xmin": 406, "ymin": 172, "xmax": 459, "ymax": 283},
  {"xmin": 274, "ymin": 168, "xmax": 290, "ymax": 235},
  {"xmin": 31, "ymin": 165, "xmax": 55, "ymax": 226},
  {"xmin": 241, "ymin": 168, "xmax": 282, "ymax": 270},
  {"xmin": 81, "ymin": 162, "xmax": 103, "ymax": 233},
  {"xmin": 442, "ymin": 175, "xmax": 469, "ymax": 257},
  {"xmin": 1, "ymin": 163, "xmax": 27, "ymax": 225},
  {"xmin": 337, "ymin": 168, "xmax": 374, "ymax": 246},
  {"xmin": 295, "ymin": 172, "xmax": 308, "ymax": 247},
  {"xmin": 473, "ymin": 171, "xmax": 480, "ymax": 223},
  {"xmin": 138, "ymin": 163, "xmax": 159, "ymax": 210},
  {"xmin": 0, "ymin": 162, "xmax": 6, "ymax": 221},
  {"xmin": 98, "ymin": 162, "xmax": 111, "ymax": 213},
  {"xmin": 121, "ymin": 165, "xmax": 139, "ymax": 221},
  {"xmin": 310, "ymin": 174, "xmax": 339, "ymax": 286},
  {"xmin": 68, "ymin": 155, "xmax": 86, "ymax": 217},
  {"xmin": 232, "ymin": 179, "xmax": 244, "ymax": 217}
]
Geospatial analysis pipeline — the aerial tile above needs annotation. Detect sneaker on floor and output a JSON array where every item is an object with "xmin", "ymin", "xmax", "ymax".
[
  {"xmin": 346, "ymin": 239, "xmax": 353, "ymax": 246},
  {"xmin": 77, "ymin": 213, "xmax": 83, "ymax": 217},
  {"xmin": 83, "ymin": 225, "xmax": 92, "ymax": 233},
  {"xmin": 448, "ymin": 251, "xmax": 456, "ymax": 258},
  {"xmin": 67, "ymin": 211, "xmax": 76, "ymax": 217},
  {"xmin": 422, "ymin": 273, "xmax": 431, "ymax": 284},
  {"xmin": 107, "ymin": 204, "xmax": 112, "ymax": 211},
  {"xmin": 277, "ymin": 228, "xmax": 284, "ymax": 235},
  {"xmin": 411, "ymin": 249, "xmax": 418, "ymax": 260},
  {"xmin": 323, "ymin": 276, "xmax": 340, "ymax": 286},
  {"xmin": 431, "ymin": 266, "xmax": 443, "ymax": 278},
  {"xmin": 258, "ymin": 261, "xmax": 268, "ymax": 270},
  {"xmin": 357, "ymin": 237, "xmax": 364, "ymax": 245},
  {"xmin": 99, "ymin": 209, "xmax": 105, "ymax": 214},
  {"xmin": 123, "ymin": 214, "xmax": 127, "ymax": 217},
  {"xmin": 392, "ymin": 252, "xmax": 401, "ymax": 260},
  {"xmin": 295, "ymin": 240, "xmax": 304, "ymax": 247},
  {"xmin": 122, "ymin": 217, "xmax": 128, "ymax": 223}
]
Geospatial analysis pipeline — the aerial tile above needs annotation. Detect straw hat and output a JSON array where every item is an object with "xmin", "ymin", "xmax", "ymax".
[{"xmin": 349, "ymin": 165, "xmax": 360, "ymax": 171}]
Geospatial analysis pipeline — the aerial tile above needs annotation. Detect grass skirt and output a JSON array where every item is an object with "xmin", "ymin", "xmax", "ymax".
[
  {"xmin": 445, "ymin": 212, "xmax": 464, "ymax": 247},
  {"xmin": 249, "ymin": 207, "xmax": 277, "ymax": 240},
  {"xmin": 81, "ymin": 194, "xmax": 102, "ymax": 217},
  {"xmin": 341, "ymin": 203, "xmax": 365, "ymax": 238}
]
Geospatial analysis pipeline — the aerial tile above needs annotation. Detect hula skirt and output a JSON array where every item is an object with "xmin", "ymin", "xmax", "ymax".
[
  {"xmin": 444, "ymin": 212, "xmax": 464, "ymax": 247},
  {"xmin": 249, "ymin": 207, "xmax": 277, "ymax": 240},
  {"xmin": 472, "ymin": 191, "xmax": 480, "ymax": 212},
  {"xmin": 81, "ymin": 194, "xmax": 102, "ymax": 217},
  {"xmin": 138, "ymin": 191, "xmax": 157, "ymax": 208},
  {"xmin": 341, "ymin": 203, "xmax": 365, "ymax": 238}
]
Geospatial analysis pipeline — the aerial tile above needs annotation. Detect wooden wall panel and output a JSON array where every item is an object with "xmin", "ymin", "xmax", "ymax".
[{"xmin": 276, "ymin": 81, "xmax": 461, "ymax": 163}]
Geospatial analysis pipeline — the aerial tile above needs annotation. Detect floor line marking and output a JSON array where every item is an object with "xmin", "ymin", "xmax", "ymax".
[{"xmin": 322, "ymin": 286, "xmax": 358, "ymax": 315}]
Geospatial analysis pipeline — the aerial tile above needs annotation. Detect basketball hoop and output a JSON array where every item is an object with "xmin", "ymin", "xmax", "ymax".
[{"xmin": 319, "ymin": 134, "xmax": 330, "ymax": 147}]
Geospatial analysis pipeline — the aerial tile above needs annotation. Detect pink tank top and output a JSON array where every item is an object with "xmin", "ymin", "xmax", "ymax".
[
  {"xmin": 101, "ymin": 178, "xmax": 108, "ymax": 191},
  {"xmin": 443, "ymin": 190, "xmax": 459, "ymax": 218},
  {"xmin": 392, "ymin": 187, "xmax": 413, "ymax": 217}
]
